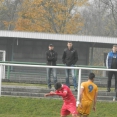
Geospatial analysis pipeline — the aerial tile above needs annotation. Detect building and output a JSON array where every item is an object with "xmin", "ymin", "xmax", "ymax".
[{"xmin": 0, "ymin": 30, "xmax": 116, "ymax": 81}]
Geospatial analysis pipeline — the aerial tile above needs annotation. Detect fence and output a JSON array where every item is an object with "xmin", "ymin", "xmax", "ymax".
[
  {"xmin": 0, "ymin": 62, "xmax": 117, "ymax": 106},
  {"xmin": 0, "ymin": 61, "xmax": 106, "ymax": 80}
]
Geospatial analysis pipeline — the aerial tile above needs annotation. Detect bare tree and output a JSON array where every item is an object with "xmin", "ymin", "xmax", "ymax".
[
  {"xmin": 80, "ymin": 0, "xmax": 117, "ymax": 37},
  {"xmin": 0, "ymin": 0, "xmax": 21, "ymax": 30},
  {"xmin": 101, "ymin": 0, "xmax": 117, "ymax": 26}
]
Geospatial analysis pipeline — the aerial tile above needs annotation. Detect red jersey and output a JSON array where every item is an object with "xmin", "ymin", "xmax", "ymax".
[{"xmin": 55, "ymin": 84, "xmax": 76, "ymax": 104}]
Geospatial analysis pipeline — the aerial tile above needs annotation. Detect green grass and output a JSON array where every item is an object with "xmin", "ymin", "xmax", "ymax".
[{"xmin": 0, "ymin": 97, "xmax": 117, "ymax": 117}]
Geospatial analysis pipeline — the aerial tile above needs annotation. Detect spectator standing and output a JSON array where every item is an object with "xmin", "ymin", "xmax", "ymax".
[
  {"xmin": 46, "ymin": 44, "xmax": 57, "ymax": 89},
  {"xmin": 62, "ymin": 41, "xmax": 78, "ymax": 91},
  {"xmin": 106, "ymin": 45, "xmax": 117, "ymax": 92}
]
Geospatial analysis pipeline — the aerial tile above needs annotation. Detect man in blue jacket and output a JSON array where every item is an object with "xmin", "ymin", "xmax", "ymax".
[{"xmin": 106, "ymin": 45, "xmax": 117, "ymax": 92}]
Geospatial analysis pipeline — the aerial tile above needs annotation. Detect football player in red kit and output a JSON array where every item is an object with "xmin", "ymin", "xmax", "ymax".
[{"xmin": 45, "ymin": 82, "xmax": 78, "ymax": 117}]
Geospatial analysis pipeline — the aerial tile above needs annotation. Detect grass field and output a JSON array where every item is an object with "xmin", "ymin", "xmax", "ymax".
[{"xmin": 0, "ymin": 97, "xmax": 117, "ymax": 117}]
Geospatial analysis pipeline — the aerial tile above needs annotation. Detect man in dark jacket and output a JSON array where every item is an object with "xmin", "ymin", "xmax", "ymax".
[
  {"xmin": 106, "ymin": 45, "xmax": 117, "ymax": 92},
  {"xmin": 46, "ymin": 44, "xmax": 57, "ymax": 89},
  {"xmin": 62, "ymin": 41, "xmax": 78, "ymax": 91}
]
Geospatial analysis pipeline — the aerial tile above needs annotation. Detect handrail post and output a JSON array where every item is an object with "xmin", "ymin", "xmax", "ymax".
[
  {"xmin": 75, "ymin": 68, "xmax": 78, "ymax": 79},
  {"xmin": 76, "ymin": 68, "xmax": 82, "ymax": 107},
  {"xmin": 0, "ymin": 65, "xmax": 2, "ymax": 96},
  {"xmin": 7, "ymin": 66, "xmax": 10, "ymax": 79}
]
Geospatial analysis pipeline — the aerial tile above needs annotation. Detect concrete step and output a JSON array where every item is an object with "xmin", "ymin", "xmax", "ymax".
[
  {"xmin": 2, "ymin": 79, "xmax": 116, "ymax": 88},
  {"xmin": 1, "ymin": 91, "xmax": 61, "ymax": 98},
  {"xmin": 97, "ymin": 96, "xmax": 113, "ymax": 101},
  {"xmin": 1, "ymin": 86, "xmax": 115, "ymax": 96},
  {"xmin": 1, "ymin": 86, "xmax": 116, "ymax": 101},
  {"xmin": 98, "ymin": 91, "xmax": 115, "ymax": 96},
  {"xmin": 2, "ymin": 86, "xmax": 50, "ymax": 93},
  {"xmin": 1, "ymin": 91, "xmax": 115, "ymax": 102}
]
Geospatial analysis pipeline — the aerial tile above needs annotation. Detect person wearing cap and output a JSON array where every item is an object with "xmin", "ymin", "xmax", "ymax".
[
  {"xmin": 62, "ymin": 41, "xmax": 78, "ymax": 91},
  {"xmin": 106, "ymin": 45, "xmax": 117, "ymax": 92},
  {"xmin": 46, "ymin": 44, "xmax": 58, "ymax": 89}
]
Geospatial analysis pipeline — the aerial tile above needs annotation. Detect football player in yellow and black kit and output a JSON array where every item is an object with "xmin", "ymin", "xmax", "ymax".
[{"xmin": 77, "ymin": 73, "xmax": 98, "ymax": 117}]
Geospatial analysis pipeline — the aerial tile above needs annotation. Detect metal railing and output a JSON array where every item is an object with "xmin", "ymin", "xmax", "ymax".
[
  {"xmin": 0, "ymin": 62, "xmax": 116, "ymax": 106},
  {"xmin": 0, "ymin": 61, "xmax": 106, "ymax": 79}
]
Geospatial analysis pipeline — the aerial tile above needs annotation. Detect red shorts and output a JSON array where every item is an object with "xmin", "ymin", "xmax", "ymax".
[{"xmin": 61, "ymin": 102, "xmax": 78, "ymax": 116}]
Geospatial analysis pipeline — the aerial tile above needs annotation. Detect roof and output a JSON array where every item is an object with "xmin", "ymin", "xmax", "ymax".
[{"xmin": 0, "ymin": 30, "xmax": 117, "ymax": 44}]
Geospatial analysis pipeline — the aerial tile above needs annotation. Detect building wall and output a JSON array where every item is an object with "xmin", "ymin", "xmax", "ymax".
[
  {"xmin": 0, "ymin": 38, "xmax": 13, "ymax": 61},
  {"xmin": 12, "ymin": 39, "xmax": 90, "ymax": 65},
  {"xmin": 0, "ymin": 38, "xmax": 90, "ymax": 70}
]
